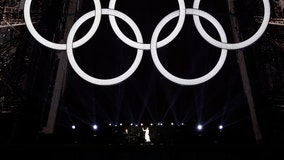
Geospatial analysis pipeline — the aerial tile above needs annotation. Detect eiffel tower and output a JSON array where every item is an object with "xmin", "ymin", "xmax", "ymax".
[{"xmin": 0, "ymin": 0, "xmax": 41, "ymax": 113}]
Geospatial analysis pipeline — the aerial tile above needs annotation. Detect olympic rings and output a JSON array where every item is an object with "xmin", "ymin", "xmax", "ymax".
[{"xmin": 23, "ymin": 0, "xmax": 271, "ymax": 85}]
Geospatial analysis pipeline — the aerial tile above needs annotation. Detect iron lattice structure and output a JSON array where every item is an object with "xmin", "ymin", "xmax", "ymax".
[
  {"xmin": 0, "ymin": 0, "xmax": 42, "ymax": 113},
  {"xmin": 250, "ymin": 0, "xmax": 284, "ymax": 112}
]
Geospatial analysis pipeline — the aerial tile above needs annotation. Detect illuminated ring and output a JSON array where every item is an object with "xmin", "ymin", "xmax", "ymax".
[
  {"xmin": 66, "ymin": 9, "xmax": 143, "ymax": 85},
  {"xmin": 24, "ymin": 0, "xmax": 102, "ymax": 50},
  {"xmin": 151, "ymin": 9, "xmax": 227, "ymax": 85},
  {"xmin": 108, "ymin": 0, "xmax": 186, "ymax": 50},
  {"xmin": 193, "ymin": 0, "xmax": 270, "ymax": 50}
]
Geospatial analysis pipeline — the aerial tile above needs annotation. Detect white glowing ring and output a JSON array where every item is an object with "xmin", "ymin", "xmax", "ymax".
[
  {"xmin": 66, "ymin": 9, "xmax": 143, "ymax": 85},
  {"xmin": 108, "ymin": 0, "xmax": 186, "ymax": 50},
  {"xmin": 193, "ymin": 0, "xmax": 270, "ymax": 50},
  {"xmin": 151, "ymin": 9, "xmax": 227, "ymax": 85},
  {"xmin": 24, "ymin": 0, "xmax": 102, "ymax": 50}
]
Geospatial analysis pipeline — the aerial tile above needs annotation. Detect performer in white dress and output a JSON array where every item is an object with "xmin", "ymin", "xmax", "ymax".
[{"xmin": 142, "ymin": 127, "xmax": 151, "ymax": 142}]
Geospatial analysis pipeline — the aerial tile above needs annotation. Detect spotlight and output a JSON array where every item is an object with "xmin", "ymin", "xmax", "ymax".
[
  {"xmin": 140, "ymin": 123, "xmax": 143, "ymax": 126},
  {"xmin": 108, "ymin": 123, "xmax": 112, "ymax": 126},
  {"xmin": 71, "ymin": 125, "xmax": 76, "ymax": 130},
  {"xmin": 218, "ymin": 125, "xmax": 223, "ymax": 130},
  {"xmin": 171, "ymin": 122, "xmax": 174, "ymax": 126},
  {"xmin": 157, "ymin": 122, "xmax": 163, "ymax": 126},
  {"xmin": 135, "ymin": 124, "xmax": 138, "ymax": 127},
  {"xmin": 119, "ymin": 123, "xmax": 123, "ymax": 126},
  {"xmin": 197, "ymin": 124, "xmax": 203, "ymax": 131},
  {"xmin": 93, "ymin": 124, "xmax": 98, "ymax": 130},
  {"xmin": 150, "ymin": 123, "xmax": 153, "ymax": 126},
  {"xmin": 181, "ymin": 123, "xmax": 185, "ymax": 126},
  {"xmin": 130, "ymin": 123, "xmax": 133, "ymax": 126}
]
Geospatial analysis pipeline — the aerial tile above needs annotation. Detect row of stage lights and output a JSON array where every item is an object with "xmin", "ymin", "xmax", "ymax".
[
  {"xmin": 70, "ymin": 123, "xmax": 224, "ymax": 132},
  {"xmin": 108, "ymin": 122, "xmax": 182, "ymax": 127}
]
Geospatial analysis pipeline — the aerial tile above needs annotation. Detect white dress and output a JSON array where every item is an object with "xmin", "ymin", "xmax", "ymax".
[{"xmin": 143, "ymin": 128, "xmax": 151, "ymax": 142}]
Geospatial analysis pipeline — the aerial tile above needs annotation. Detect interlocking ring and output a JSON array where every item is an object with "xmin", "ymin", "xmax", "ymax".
[
  {"xmin": 66, "ymin": 9, "xmax": 144, "ymax": 85},
  {"xmin": 108, "ymin": 0, "xmax": 186, "ymax": 50},
  {"xmin": 193, "ymin": 0, "xmax": 270, "ymax": 50},
  {"xmin": 151, "ymin": 9, "xmax": 227, "ymax": 85},
  {"xmin": 24, "ymin": 0, "xmax": 102, "ymax": 50},
  {"xmin": 23, "ymin": 0, "xmax": 271, "ymax": 86}
]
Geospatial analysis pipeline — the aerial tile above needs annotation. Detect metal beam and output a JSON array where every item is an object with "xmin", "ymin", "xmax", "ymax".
[
  {"xmin": 42, "ymin": 0, "xmax": 79, "ymax": 134},
  {"xmin": 227, "ymin": 0, "xmax": 263, "ymax": 144}
]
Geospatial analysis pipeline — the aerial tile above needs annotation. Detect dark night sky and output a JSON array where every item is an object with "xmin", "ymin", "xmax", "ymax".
[{"xmin": 52, "ymin": 0, "xmax": 263, "ymax": 141}]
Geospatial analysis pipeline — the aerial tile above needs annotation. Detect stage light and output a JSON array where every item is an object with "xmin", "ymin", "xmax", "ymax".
[
  {"xmin": 135, "ymin": 124, "xmax": 138, "ymax": 127},
  {"xmin": 219, "ymin": 125, "xmax": 223, "ymax": 130},
  {"xmin": 130, "ymin": 123, "xmax": 133, "ymax": 126},
  {"xmin": 71, "ymin": 125, "xmax": 76, "ymax": 129},
  {"xmin": 150, "ymin": 123, "xmax": 153, "ymax": 126},
  {"xmin": 140, "ymin": 123, "xmax": 143, "ymax": 126},
  {"xmin": 171, "ymin": 122, "xmax": 174, "ymax": 126},
  {"xmin": 119, "ymin": 123, "xmax": 123, "ymax": 126},
  {"xmin": 197, "ymin": 124, "xmax": 203, "ymax": 131},
  {"xmin": 109, "ymin": 123, "xmax": 112, "ymax": 126},
  {"xmin": 157, "ymin": 122, "xmax": 163, "ymax": 126},
  {"xmin": 181, "ymin": 123, "xmax": 185, "ymax": 126},
  {"xmin": 93, "ymin": 124, "xmax": 98, "ymax": 130}
]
